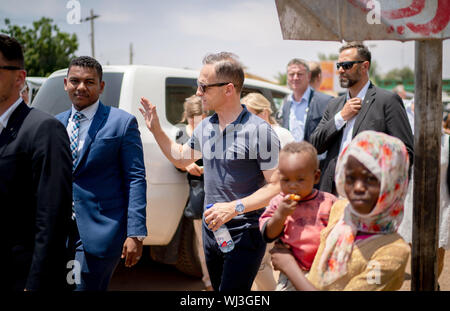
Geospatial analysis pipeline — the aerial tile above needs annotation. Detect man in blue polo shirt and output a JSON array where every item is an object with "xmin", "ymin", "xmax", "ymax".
[{"xmin": 139, "ymin": 52, "xmax": 280, "ymax": 291}]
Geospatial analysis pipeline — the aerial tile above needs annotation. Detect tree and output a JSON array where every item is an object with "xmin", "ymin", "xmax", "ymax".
[
  {"xmin": 1, "ymin": 17, "xmax": 78, "ymax": 77},
  {"xmin": 274, "ymin": 72, "xmax": 287, "ymax": 86},
  {"xmin": 317, "ymin": 53, "xmax": 338, "ymax": 61},
  {"xmin": 369, "ymin": 60, "xmax": 382, "ymax": 85},
  {"xmin": 384, "ymin": 66, "xmax": 414, "ymax": 82}
]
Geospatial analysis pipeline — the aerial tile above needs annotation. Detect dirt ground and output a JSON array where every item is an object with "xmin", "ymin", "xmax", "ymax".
[
  {"xmin": 110, "ymin": 247, "xmax": 450, "ymax": 291},
  {"xmin": 400, "ymin": 250, "xmax": 450, "ymax": 291}
]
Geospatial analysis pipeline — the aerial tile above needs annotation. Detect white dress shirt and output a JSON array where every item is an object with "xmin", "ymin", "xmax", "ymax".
[
  {"xmin": 289, "ymin": 86, "xmax": 311, "ymax": 142},
  {"xmin": 334, "ymin": 80, "xmax": 371, "ymax": 156},
  {"xmin": 66, "ymin": 100, "xmax": 99, "ymax": 154},
  {"xmin": 0, "ymin": 98, "xmax": 23, "ymax": 135},
  {"xmin": 404, "ymin": 98, "xmax": 414, "ymax": 135}
]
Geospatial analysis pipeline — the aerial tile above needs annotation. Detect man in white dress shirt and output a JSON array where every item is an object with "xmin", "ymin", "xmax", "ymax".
[{"xmin": 278, "ymin": 59, "xmax": 332, "ymax": 144}]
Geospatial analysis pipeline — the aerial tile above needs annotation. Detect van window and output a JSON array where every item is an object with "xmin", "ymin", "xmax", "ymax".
[
  {"xmin": 271, "ymin": 91, "xmax": 287, "ymax": 111},
  {"xmin": 32, "ymin": 72, "xmax": 123, "ymax": 116},
  {"xmin": 165, "ymin": 77, "xmax": 197, "ymax": 126}
]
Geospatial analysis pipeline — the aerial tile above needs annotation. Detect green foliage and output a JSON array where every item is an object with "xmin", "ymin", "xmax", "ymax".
[
  {"xmin": 1, "ymin": 17, "xmax": 78, "ymax": 77},
  {"xmin": 369, "ymin": 60, "xmax": 382, "ymax": 85},
  {"xmin": 317, "ymin": 53, "xmax": 338, "ymax": 61},
  {"xmin": 274, "ymin": 72, "xmax": 287, "ymax": 86},
  {"xmin": 384, "ymin": 66, "xmax": 414, "ymax": 82}
]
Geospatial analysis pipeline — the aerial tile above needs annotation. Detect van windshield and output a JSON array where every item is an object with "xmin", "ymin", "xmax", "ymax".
[{"xmin": 32, "ymin": 72, "xmax": 124, "ymax": 116}]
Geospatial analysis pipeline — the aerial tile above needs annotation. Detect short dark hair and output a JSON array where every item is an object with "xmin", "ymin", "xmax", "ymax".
[
  {"xmin": 339, "ymin": 41, "xmax": 371, "ymax": 65},
  {"xmin": 281, "ymin": 141, "xmax": 319, "ymax": 169},
  {"xmin": 202, "ymin": 52, "xmax": 244, "ymax": 93},
  {"xmin": 0, "ymin": 34, "xmax": 24, "ymax": 68},
  {"xmin": 68, "ymin": 56, "xmax": 103, "ymax": 81}
]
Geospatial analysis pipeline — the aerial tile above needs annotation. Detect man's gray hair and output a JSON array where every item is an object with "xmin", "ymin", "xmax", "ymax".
[{"xmin": 287, "ymin": 58, "xmax": 310, "ymax": 73}]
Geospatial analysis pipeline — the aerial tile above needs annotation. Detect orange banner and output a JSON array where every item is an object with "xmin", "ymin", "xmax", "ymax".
[{"xmin": 319, "ymin": 61, "xmax": 335, "ymax": 92}]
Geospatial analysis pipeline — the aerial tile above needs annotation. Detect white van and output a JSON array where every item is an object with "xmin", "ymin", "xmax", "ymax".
[
  {"xmin": 32, "ymin": 65, "xmax": 290, "ymax": 276},
  {"xmin": 25, "ymin": 77, "xmax": 47, "ymax": 104}
]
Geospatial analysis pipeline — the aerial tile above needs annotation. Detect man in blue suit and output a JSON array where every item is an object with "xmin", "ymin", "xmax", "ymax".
[{"xmin": 56, "ymin": 56, "xmax": 147, "ymax": 291}]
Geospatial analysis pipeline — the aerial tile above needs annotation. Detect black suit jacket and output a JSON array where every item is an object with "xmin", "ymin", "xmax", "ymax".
[
  {"xmin": 0, "ymin": 101, "xmax": 72, "ymax": 291},
  {"xmin": 310, "ymin": 83, "xmax": 414, "ymax": 194},
  {"xmin": 277, "ymin": 88, "xmax": 333, "ymax": 142}
]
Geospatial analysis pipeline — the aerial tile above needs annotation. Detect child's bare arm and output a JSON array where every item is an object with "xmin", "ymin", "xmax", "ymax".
[{"xmin": 265, "ymin": 194, "xmax": 299, "ymax": 240}]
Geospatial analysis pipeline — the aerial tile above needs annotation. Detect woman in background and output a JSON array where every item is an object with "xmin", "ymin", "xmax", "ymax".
[
  {"xmin": 176, "ymin": 95, "xmax": 212, "ymax": 291},
  {"xmin": 242, "ymin": 92, "xmax": 295, "ymax": 148}
]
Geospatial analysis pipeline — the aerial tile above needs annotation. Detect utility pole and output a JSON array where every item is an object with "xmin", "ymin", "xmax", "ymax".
[
  {"xmin": 412, "ymin": 39, "xmax": 442, "ymax": 291},
  {"xmin": 82, "ymin": 9, "xmax": 100, "ymax": 58},
  {"xmin": 129, "ymin": 43, "xmax": 133, "ymax": 65}
]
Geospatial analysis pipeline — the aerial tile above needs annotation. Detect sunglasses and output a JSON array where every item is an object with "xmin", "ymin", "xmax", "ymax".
[
  {"xmin": 0, "ymin": 65, "xmax": 23, "ymax": 70},
  {"xmin": 197, "ymin": 81, "xmax": 231, "ymax": 93},
  {"xmin": 336, "ymin": 61, "xmax": 364, "ymax": 70}
]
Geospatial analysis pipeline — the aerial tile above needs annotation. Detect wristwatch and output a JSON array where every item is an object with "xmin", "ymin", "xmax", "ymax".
[{"xmin": 235, "ymin": 200, "xmax": 245, "ymax": 215}]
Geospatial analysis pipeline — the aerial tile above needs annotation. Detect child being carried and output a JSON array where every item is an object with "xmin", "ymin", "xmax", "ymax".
[{"xmin": 259, "ymin": 141, "xmax": 337, "ymax": 291}]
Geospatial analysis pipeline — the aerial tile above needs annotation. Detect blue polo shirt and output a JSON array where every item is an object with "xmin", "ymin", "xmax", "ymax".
[{"xmin": 188, "ymin": 105, "xmax": 280, "ymax": 230}]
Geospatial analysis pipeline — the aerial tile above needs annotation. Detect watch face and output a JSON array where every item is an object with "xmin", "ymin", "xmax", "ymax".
[{"xmin": 236, "ymin": 203, "xmax": 245, "ymax": 213}]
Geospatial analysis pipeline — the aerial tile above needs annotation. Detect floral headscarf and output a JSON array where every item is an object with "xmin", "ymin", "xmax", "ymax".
[{"xmin": 318, "ymin": 130, "xmax": 410, "ymax": 286}]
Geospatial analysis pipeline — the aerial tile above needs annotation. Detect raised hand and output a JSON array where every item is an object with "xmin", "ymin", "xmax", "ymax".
[
  {"xmin": 277, "ymin": 194, "xmax": 299, "ymax": 218},
  {"xmin": 139, "ymin": 97, "xmax": 160, "ymax": 132}
]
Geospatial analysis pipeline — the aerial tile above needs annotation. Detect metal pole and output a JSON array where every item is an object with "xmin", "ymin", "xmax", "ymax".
[
  {"xmin": 130, "ymin": 43, "xmax": 133, "ymax": 65},
  {"xmin": 411, "ymin": 39, "xmax": 443, "ymax": 291},
  {"xmin": 90, "ymin": 9, "xmax": 95, "ymax": 58}
]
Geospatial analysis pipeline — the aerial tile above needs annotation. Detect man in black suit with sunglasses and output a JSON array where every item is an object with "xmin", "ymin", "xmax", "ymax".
[
  {"xmin": 0, "ymin": 34, "xmax": 72, "ymax": 290},
  {"xmin": 310, "ymin": 41, "xmax": 413, "ymax": 195}
]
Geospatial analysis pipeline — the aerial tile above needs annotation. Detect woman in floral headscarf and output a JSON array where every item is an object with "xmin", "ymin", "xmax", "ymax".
[{"xmin": 270, "ymin": 130, "xmax": 411, "ymax": 290}]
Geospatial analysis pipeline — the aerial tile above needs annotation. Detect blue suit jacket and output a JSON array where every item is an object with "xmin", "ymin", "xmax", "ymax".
[
  {"xmin": 277, "ymin": 89, "xmax": 333, "ymax": 142},
  {"xmin": 56, "ymin": 102, "xmax": 147, "ymax": 258}
]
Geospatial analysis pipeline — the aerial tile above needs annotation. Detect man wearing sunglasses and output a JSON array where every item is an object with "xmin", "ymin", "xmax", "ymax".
[
  {"xmin": 140, "ymin": 52, "xmax": 280, "ymax": 291},
  {"xmin": 0, "ymin": 34, "xmax": 72, "ymax": 290},
  {"xmin": 310, "ymin": 41, "xmax": 413, "ymax": 195}
]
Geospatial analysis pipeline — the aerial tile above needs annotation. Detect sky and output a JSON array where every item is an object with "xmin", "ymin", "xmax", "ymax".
[{"xmin": 1, "ymin": 0, "xmax": 449, "ymax": 81}]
